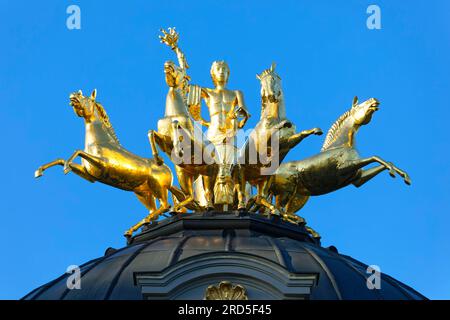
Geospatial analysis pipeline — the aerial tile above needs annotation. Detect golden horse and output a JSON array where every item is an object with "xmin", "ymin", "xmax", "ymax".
[
  {"xmin": 35, "ymin": 90, "xmax": 182, "ymax": 238},
  {"xmin": 270, "ymin": 97, "xmax": 411, "ymax": 217},
  {"xmin": 149, "ymin": 28, "xmax": 218, "ymax": 211},
  {"xmin": 148, "ymin": 61, "xmax": 218, "ymax": 211},
  {"xmin": 239, "ymin": 63, "xmax": 322, "ymax": 220}
]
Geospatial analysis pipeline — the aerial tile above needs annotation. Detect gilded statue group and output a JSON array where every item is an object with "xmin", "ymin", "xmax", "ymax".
[{"xmin": 35, "ymin": 28, "xmax": 411, "ymax": 238}]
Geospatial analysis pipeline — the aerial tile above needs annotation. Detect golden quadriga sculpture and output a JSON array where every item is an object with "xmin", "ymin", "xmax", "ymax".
[{"xmin": 35, "ymin": 28, "xmax": 411, "ymax": 238}]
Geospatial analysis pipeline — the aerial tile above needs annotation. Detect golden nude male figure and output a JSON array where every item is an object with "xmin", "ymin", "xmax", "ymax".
[{"xmin": 188, "ymin": 61, "xmax": 250, "ymax": 207}]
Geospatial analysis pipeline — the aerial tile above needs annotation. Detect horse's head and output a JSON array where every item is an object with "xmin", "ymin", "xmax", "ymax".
[
  {"xmin": 257, "ymin": 63, "xmax": 282, "ymax": 103},
  {"xmin": 322, "ymin": 96, "xmax": 380, "ymax": 151},
  {"xmin": 164, "ymin": 60, "xmax": 187, "ymax": 88},
  {"xmin": 350, "ymin": 96, "xmax": 380, "ymax": 126},
  {"xmin": 69, "ymin": 89, "xmax": 98, "ymax": 122},
  {"xmin": 70, "ymin": 89, "xmax": 118, "ymax": 142}
]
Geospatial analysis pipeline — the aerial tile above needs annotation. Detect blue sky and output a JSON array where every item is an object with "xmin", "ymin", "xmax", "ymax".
[{"xmin": 0, "ymin": 0, "xmax": 449, "ymax": 299}]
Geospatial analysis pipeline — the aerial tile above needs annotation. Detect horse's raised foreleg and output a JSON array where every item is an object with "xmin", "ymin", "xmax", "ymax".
[
  {"xmin": 63, "ymin": 150, "xmax": 103, "ymax": 175},
  {"xmin": 66, "ymin": 163, "xmax": 96, "ymax": 183},
  {"xmin": 35, "ymin": 159, "xmax": 65, "ymax": 178},
  {"xmin": 287, "ymin": 127, "xmax": 323, "ymax": 148},
  {"xmin": 35, "ymin": 158, "xmax": 96, "ymax": 182}
]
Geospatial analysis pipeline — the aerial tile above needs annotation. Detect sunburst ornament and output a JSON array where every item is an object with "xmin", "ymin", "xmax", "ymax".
[{"xmin": 204, "ymin": 281, "xmax": 248, "ymax": 300}]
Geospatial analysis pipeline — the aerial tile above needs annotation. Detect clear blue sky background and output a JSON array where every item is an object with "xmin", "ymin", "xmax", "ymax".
[{"xmin": 0, "ymin": 0, "xmax": 449, "ymax": 299}]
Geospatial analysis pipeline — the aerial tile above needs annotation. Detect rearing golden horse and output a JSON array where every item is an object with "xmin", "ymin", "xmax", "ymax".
[
  {"xmin": 35, "ymin": 89, "xmax": 181, "ymax": 238},
  {"xmin": 149, "ymin": 39, "xmax": 218, "ymax": 211},
  {"xmin": 239, "ymin": 63, "xmax": 322, "ymax": 219},
  {"xmin": 270, "ymin": 97, "xmax": 411, "ymax": 217}
]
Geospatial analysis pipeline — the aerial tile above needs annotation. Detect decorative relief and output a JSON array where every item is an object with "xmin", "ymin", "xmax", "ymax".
[{"xmin": 204, "ymin": 281, "xmax": 248, "ymax": 300}]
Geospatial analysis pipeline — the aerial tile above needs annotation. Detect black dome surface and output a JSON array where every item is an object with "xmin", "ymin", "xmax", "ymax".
[{"xmin": 23, "ymin": 212, "xmax": 426, "ymax": 300}]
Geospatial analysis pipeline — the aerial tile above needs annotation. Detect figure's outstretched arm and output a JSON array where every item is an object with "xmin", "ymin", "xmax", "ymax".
[
  {"xmin": 159, "ymin": 27, "xmax": 215, "ymax": 128},
  {"xmin": 159, "ymin": 27, "xmax": 189, "ymax": 72},
  {"xmin": 173, "ymin": 47, "xmax": 189, "ymax": 71},
  {"xmin": 234, "ymin": 90, "xmax": 250, "ymax": 129}
]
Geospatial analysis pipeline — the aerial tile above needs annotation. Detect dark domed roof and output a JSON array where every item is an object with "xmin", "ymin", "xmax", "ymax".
[{"xmin": 23, "ymin": 212, "xmax": 426, "ymax": 300}]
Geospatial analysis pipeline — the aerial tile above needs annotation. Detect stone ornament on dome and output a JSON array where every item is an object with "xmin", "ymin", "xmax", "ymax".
[{"xmin": 204, "ymin": 281, "xmax": 248, "ymax": 300}]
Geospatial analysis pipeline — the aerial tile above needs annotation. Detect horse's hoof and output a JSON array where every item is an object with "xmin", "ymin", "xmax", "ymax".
[
  {"xmin": 315, "ymin": 128, "xmax": 323, "ymax": 136},
  {"xmin": 124, "ymin": 231, "xmax": 132, "ymax": 238},
  {"xmin": 388, "ymin": 168, "xmax": 396, "ymax": 178},
  {"xmin": 34, "ymin": 170, "xmax": 43, "ymax": 178},
  {"xmin": 387, "ymin": 163, "xmax": 396, "ymax": 178},
  {"xmin": 404, "ymin": 176, "xmax": 412, "ymax": 185}
]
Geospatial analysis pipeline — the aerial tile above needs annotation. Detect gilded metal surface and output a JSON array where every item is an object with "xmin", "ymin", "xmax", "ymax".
[
  {"xmin": 204, "ymin": 281, "xmax": 248, "ymax": 300},
  {"xmin": 239, "ymin": 63, "xmax": 322, "ymax": 220},
  {"xmin": 35, "ymin": 90, "xmax": 179, "ymax": 238},
  {"xmin": 150, "ymin": 28, "xmax": 218, "ymax": 211},
  {"xmin": 185, "ymin": 57, "xmax": 250, "ymax": 208},
  {"xmin": 270, "ymin": 97, "xmax": 411, "ymax": 215},
  {"xmin": 35, "ymin": 27, "xmax": 411, "ymax": 239}
]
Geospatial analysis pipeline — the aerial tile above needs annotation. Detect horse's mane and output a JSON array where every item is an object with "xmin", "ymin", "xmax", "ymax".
[
  {"xmin": 94, "ymin": 102, "xmax": 120, "ymax": 143},
  {"xmin": 258, "ymin": 68, "xmax": 285, "ymax": 120},
  {"xmin": 258, "ymin": 68, "xmax": 281, "ymax": 81},
  {"xmin": 321, "ymin": 109, "xmax": 352, "ymax": 151}
]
